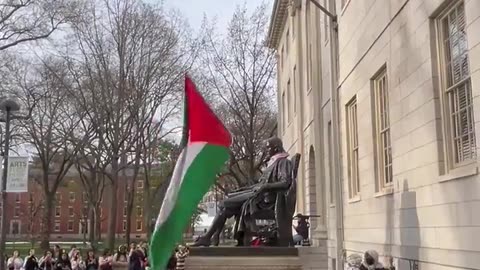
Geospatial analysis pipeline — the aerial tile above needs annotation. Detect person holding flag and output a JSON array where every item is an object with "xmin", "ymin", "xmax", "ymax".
[{"xmin": 148, "ymin": 75, "xmax": 232, "ymax": 270}]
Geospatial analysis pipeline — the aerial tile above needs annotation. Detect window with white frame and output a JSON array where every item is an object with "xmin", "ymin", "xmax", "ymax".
[
  {"xmin": 14, "ymin": 206, "xmax": 20, "ymax": 217},
  {"xmin": 15, "ymin": 194, "xmax": 20, "ymax": 203},
  {"xmin": 373, "ymin": 68, "xmax": 393, "ymax": 190},
  {"xmin": 137, "ymin": 206, "xmax": 143, "ymax": 217},
  {"xmin": 136, "ymin": 220, "xmax": 142, "ymax": 231},
  {"xmin": 55, "ymin": 192, "xmax": 61, "ymax": 202},
  {"xmin": 55, "ymin": 206, "xmax": 61, "ymax": 217},
  {"xmin": 68, "ymin": 206, "xmax": 74, "ymax": 217},
  {"xmin": 293, "ymin": 67, "xmax": 297, "ymax": 114},
  {"xmin": 69, "ymin": 192, "xmax": 75, "ymax": 202},
  {"xmin": 437, "ymin": 1, "xmax": 476, "ymax": 168},
  {"xmin": 282, "ymin": 92, "xmax": 286, "ymax": 131},
  {"xmin": 346, "ymin": 97, "xmax": 360, "ymax": 199},
  {"xmin": 123, "ymin": 206, "xmax": 127, "ymax": 217},
  {"xmin": 54, "ymin": 222, "xmax": 61, "ymax": 232},
  {"xmin": 67, "ymin": 221, "xmax": 74, "ymax": 232},
  {"xmin": 286, "ymin": 29, "xmax": 289, "ymax": 54},
  {"xmin": 328, "ymin": 121, "xmax": 335, "ymax": 205},
  {"xmin": 123, "ymin": 220, "xmax": 127, "ymax": 232}
]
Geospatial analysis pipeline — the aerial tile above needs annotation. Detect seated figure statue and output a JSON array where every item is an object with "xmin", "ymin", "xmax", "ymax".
[{"xmin": 192, "ymin": 137, "xmax": 293, "ymax": 247}]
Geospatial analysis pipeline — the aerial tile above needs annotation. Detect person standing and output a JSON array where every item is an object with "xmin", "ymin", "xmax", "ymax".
[
  {"xmin": 84, "ymin": 250, "xmax": 98, "ymax": 270},
  {"xmin": 7, "ymin": 250, "xmax": 23, "ymax": 270},
  {"xmin": 128, "ymin": 247, "xmax": 146, "ymax": 270},
  {"xmin": 71, "ymin": 250, "xmax": 85, "ymax": 270},
  {"xmin": 112, "ymin": 245, "xmax": 128, "ymax": 268},
  {"xmin": 23, "ymin": 249, "xmax": 39, "ymax": 270},
  {"xmin": 39, "ymin": 250, "xmax": 55, "ymax": 270},
  {"xmin": 98, "ymin": 250, "xmax": 112, "ymax": 270}
]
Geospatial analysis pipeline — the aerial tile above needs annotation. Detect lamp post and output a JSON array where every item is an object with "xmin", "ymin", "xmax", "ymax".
[{"xmin": 0, "ymin": 98, "xmax": 21, "ymax": 270}]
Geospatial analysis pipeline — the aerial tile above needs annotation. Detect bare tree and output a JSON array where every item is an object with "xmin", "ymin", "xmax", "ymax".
[
  {"xmin": 62, "ymin": 0, "xmax": 195, "ymax": 250},
  {"xmin": 201, "ymin": 3, "xmax": 277, "ymax": 189},
  {"xmin": 12, "ymin": 59, "xmax": 85, "ymax": 250},
  {"xmin": 0, "ymin": 0, "xmax": 77, "ymax": 51}
]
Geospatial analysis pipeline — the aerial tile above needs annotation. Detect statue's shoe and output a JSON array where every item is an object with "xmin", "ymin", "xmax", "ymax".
[{"xmin": 190, "ymin": 237, "xmax": 211, "ymax": 247}]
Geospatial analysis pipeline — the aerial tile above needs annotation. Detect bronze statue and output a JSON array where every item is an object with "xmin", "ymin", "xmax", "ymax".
[{"xmin": 192, "ymin": 137, "xmax": 295, "ymax": 247}]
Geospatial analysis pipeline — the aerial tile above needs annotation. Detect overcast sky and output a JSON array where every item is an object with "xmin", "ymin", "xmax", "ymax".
[{"xmin": 161, "ymin": 0, "xmax": 267, "ymax": 31}]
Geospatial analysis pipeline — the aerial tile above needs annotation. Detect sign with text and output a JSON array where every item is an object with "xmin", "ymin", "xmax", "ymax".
[{"xmin": 6, "ymin": 157, "xmax": 29, "ymax": 193}]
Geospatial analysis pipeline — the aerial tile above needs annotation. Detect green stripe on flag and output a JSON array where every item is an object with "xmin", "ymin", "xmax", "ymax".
[{"xmin": 149, "ymin": 144, "xmax": 229, "ymax": 269}]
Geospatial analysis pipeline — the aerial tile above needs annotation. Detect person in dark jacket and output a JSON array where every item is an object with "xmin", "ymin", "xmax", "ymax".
[
  {"xmin": 359, "ymin": 250, "xmax": 385, "ymax": 270},
  {"xmin": 128, "ymin": 247, "xmax": 146, "ymax": 270},
  {"xmin": 23, "ymin": 249, "xmax": 39, "ymax": 270},
  {"xmin": 55, "ymin": 252, "xmax": 72, "ymax": 270},
  {"xmin": 85, "ymin": 250, "xmax": 98, "ymax": 270},
  {"xmin": 39, "ymin": 250, "xmax": 55, "ymax": 270}
]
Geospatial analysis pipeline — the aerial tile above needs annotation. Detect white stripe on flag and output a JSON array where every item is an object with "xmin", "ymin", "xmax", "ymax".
[{"xmin": 155, "ymin": 142, "xmax": 207, "ymax": 228}]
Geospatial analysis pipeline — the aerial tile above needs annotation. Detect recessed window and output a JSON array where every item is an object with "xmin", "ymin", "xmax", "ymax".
[
  {"xmin": 137, "ymin": 180, "xmax": 144, "ymax": 189},
  {"xmin": 137, "ymin": 206, "xmax": 143, "ymax": 217},
  {"xmin": 69, "ymin": 192, "xmax": 75, "ymax": 202},
  {"xmin": 123, "ymin": 221, "xmax": 127, "ymax": 232},
  {"xmin": 437, "ymin": 1, "xmax": 475, "ymax": 168},
  {"xmin": 346, "ymin": 97, "xmax": 360, "ymax": 199},
  {"xmin": 136, "ymin": 220, "xmax": 142, "ymax": 231},
  {"xmin": 55, "ymin": 192, "xmax": 61, "ymax": 202},
  {"xmin": 67, "ymin": 221, "xmax": 74, "ymax": 232},
  {"xmin": 15, "ymin": 194, "xmax": 20, "ymax": 203},
  {"xmin": 68, "ymin": 207, "xmax": 74, "ymax": 217},
  {"xmin": 54, "ymin": 222, "xmax": 61, "ymax": 232},
  {"xmin": 55, "ymin": 207, "xmax": 61, "ymax": 217},
  {"xmin": 373, "ymin": 68, "xmax": 393, "ymax": 191},
  {"xmin": 123, "ymin": 206, "xmax": 127, "ymax": 217},
  {"xmin": 14, "ymin": 207, "xmax": 20, "ymax": 217}
]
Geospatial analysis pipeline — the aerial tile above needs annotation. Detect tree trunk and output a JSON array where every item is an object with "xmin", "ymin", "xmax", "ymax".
[
  {"xmin": 107, "ymin": 172, "xmax": 118, "ymax": 251},
  {"xmin": 88, "ymin": 208, "xmax": 95, "ymax": 244},
  {"xmin": 40, "ymin": 194, "xmax": 54, "ymax": 251},
  {"xmin": 144, "ymin": 179, "xmax": 152, "ymax": 238}
]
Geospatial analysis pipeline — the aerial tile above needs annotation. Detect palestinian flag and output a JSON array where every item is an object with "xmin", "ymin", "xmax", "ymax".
[{"xmin": 149, "ymin": 75, "xmax": 231, "ymax": 270}]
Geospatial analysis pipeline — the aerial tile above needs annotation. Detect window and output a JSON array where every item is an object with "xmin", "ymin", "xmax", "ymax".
[
  {"xmin": 136, "ymin": 220, "xmax": 142, "ymax": 231},
  {"xmin": 123, "ymin": 220, "xmax": 127, "ymax": 232},
  {"xmin": 328, "ymin": 121, "xmax": 335, "ymax": 205},
  {"xmin": 10, "ymin": 221, "xmax": 20, "ymax": 235},
  {"xmin": 287, "ymin": 79, "xmax": 292, "ymax": 123},
  {"xmin": 55, "ymin": 206, "xmax": 61, "ymax": 217},
  {"xmin": 373, "ymin": 68, "xmax": 393, "ymax": 190},
  {"xmin": 286, "ymin": 29, "xmax": 289, "ymax": 54},
  {"xmin": 324, "ymin": 0, "xmax": 329, "ymax": 42},
  {"xmin": 55, "ymin": 192, "xmax": 61, "ymax": 202},
  {"xmin": 69, "ymin": 192, "xmax": 75, "ymax": 202},
  {"xmin": 437, "ymin": 1, "xmax": 476, "ymax": 168},
  {"xmin": 137, "ymin": 180, "xmax": 144, "ymax": 189},
  {"xmin": 14, "ymin": 206, "xmax": 20, "ymax": 217},
  {"xmin": 282, "ymin": 92, "xmax": 286, "ymax": 131},
  {"xmin": 54, "ymin": 222, "xmax": 60, "ymax": 232},
  {"xmin": 308, "ymin": 44, "xmax": 313, "ymax": 89},
  {"xmin": 67, "ymin": 221, "xmax": 74, "ymax": 232},
  {"xmin": 15, "ymin": 194, "xmax": 20, "ymax": 203},
  {"xmin": 137, "ymin": 206, "xmax": 143, "ymax": 217},
  {"xmin": 68, "ymin": 207, "xmax": 74, "ymax": 217},
  {"xmin": 281, "ymin": 46, "xmax": 284, "ymax": 69},
  {"xmin": 293, "ymin": 67, "xmax": 297, "ymax": 114},
  {"xmin": 346, "ymin": 97, "xmax": 360, "ymax": 199},
  {"xmin": 123, "ymin": 206, "xmax": 127, "ymax": 217}
]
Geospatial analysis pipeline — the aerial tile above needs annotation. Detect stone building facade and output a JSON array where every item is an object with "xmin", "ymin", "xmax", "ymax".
[{"xmin": 269, "ymin": 0, "xmax": 480, "ymax": 270}]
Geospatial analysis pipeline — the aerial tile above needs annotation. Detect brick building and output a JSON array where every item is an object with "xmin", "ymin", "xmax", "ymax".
[{"xmin": 0, "ymin": 176, "xmax": 149, "ymax": 241}]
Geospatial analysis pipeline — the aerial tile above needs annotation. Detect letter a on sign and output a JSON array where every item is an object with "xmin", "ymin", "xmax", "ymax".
[{"xmin": 6, "ymin": 156, "xmax": 29, "ymax": 193}]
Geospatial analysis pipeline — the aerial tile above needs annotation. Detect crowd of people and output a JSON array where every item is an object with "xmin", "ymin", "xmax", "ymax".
[{"xmin": 5, "ymin": 242, "xmax": 155, "ymax": 270}]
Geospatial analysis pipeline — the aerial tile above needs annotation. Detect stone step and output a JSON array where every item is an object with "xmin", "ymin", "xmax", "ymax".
[{"xmin": 186, "ymin": 256, "xmax": 302, "ymax": 270}]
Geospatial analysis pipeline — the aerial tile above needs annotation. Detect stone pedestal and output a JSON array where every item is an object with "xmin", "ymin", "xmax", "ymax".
[{"xmin": 185, "ymin": 246, "xmax": 328, "ymax": 270}]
